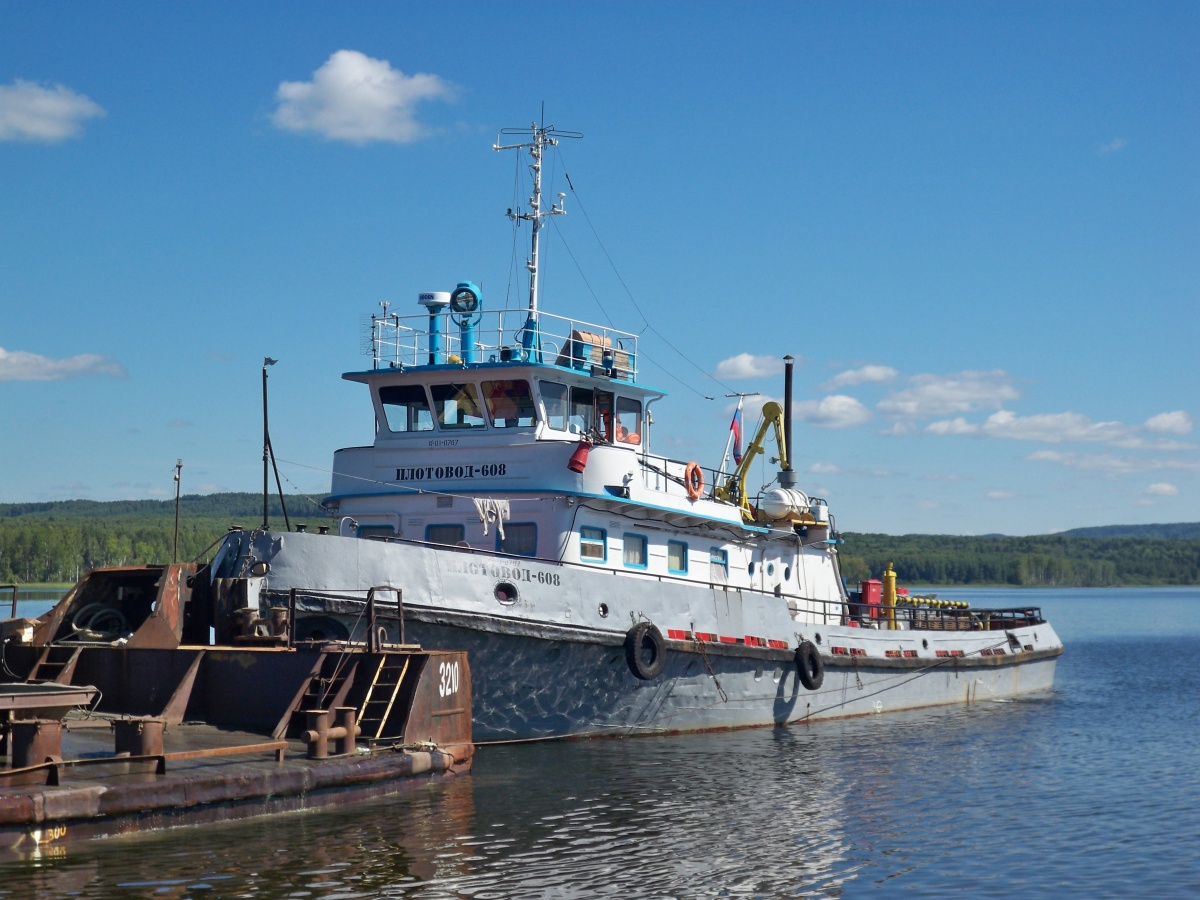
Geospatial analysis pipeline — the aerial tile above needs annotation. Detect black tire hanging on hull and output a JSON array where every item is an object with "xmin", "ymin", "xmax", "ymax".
[
  {"xmin": 625, "ymin": 622, "xmax": 667, "ymax": 680},
  {"xmin": 796, "ymin": 640, "xmax": 824, "ymax": 691}
]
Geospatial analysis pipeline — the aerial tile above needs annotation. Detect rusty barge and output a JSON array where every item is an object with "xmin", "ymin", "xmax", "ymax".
[{"xmin": 0, "ymin": 561, "xmax": 472, "ymax": 854}]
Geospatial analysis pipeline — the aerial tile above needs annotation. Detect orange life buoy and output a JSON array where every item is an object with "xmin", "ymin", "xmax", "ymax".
[{"xmin": 684, "ymin": 462, "xmax": 704, "ymax": 500}]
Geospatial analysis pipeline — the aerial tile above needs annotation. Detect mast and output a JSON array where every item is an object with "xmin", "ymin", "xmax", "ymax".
[{"xmin": 494, "ymin": 120, "xmax": 581, "ymax": 358}]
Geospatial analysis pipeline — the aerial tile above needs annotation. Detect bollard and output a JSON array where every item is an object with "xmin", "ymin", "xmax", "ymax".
[
  {"xmin": 334, "ymin": 707, "xmax": 357, "ymax": 756},
  {"xmin": 10, "ymin": 719, "xmax": 63, "ymax": 770},
  {"xmin": 113, "ymin": 717, "xmax": 166, "ymax": 757},
  {"xmin": 304, "ymin": 709, "xmax": 330, "ymax": 759}
]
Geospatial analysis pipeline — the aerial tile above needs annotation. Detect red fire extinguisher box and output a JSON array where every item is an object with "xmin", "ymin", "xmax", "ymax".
[{"xmin": 861, "ymin": 579, "xmax": 882, "ymax": 618}]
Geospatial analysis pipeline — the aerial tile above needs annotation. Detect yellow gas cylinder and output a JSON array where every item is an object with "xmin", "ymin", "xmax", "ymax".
[{"xmin": 883, "ymin": 562, "xmax": 897, "ymax": 630}]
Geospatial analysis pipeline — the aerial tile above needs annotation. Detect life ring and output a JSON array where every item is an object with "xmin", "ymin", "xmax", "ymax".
[
  {"xmin": 684, "ymin": 462, "xmax": 704, "ymax": 500},
  {"xmin": 625, "ymin": 622, "xmax": 667, "ymax": 680},
  {"xmin": 796, "ymin": 640, "xmax": 824, "ymax": 691}
]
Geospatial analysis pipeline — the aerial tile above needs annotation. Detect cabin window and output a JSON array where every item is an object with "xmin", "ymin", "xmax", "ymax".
[
  {"xmin": 709, "ymin": 547, "xmax": 729, "ymax": 582},
  {"xmin": 498, "ymin": 523, "xmax": 538, "ymax": 557},
  {"xmin": 358, "ymin": 525, "xmax": 396, "ymax": 541},
  {"xmin": 541, "ymin": 382, "xmax": 568, "ymax": 431},
  {"xmin": 668, "ymin": 540, "xmax": 688, "ymax": 574},
  {"xmin": 623, "ymin": 533, "xmax": 648, "ymax": 569},
  {"xmin": 430, "ymin": 383, "xmax": 487, "ymax": 429},
  {"xmin": 569, "ymin": 387, "xmax": 594, "ymax": 435},
  {"xmin": 426, "ymin": 524, "xmax": 465, "ymax": 545},
  {"xmin": 483, "ymin": 380, "xmax": 537, "ymax": 428},
  {"xmin": 615, "ymin": 397, "xmax": 642, "ymax": 445},
  {"xmin": 379, "ymin": 385, "xmax": 435, "ymax": 433},
  {"xmin": 580, "ymin": 527, "xmax": 607, "ymax": 562}
]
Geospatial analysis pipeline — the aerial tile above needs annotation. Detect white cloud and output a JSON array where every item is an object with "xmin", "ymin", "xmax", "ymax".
[
  {"xmin": 808, "ymin": 462, "xmax": 841, "ymax": 475},
  {"xmin": 714, "ymin": 353, "xmax": 783, "ymax": 379},
  {"xmin": 878, "ymin": 370, "xmax": 1017, "ymax": 419},
  {"xmin": 0, "ymin": 79, "xmax": 105, "ymax": 142},
  {"xmin": 928, "ymin": 409, "xmax": 1130, "ymax": 444},
  {"xmin": 272, "ymin": 50, "xmax": 455, "ymax": 144},
  {"xmin": 794, "ymin": 395, "xmax": 871, "ymax": 429},
  {"xmin": 823, "ymin": 364, "xmax": 897, "ymax": 389},
  {"xmin": 1146, "ymin": 482, "xmax": 1179, "ymax": 497},
  {"xmin": 1144, "ymin": 411, "xmax": 1193, "ymax": 435},
  {"xmin": 1027, "ymin": 450, "xmax": 1200, "ymax": 476},
  {"xmin": 1098, "ymin": 137, "xmax": 1128, "ymax": 155},
  {"xmin": 986, "ymin": 491, "xmax": 1016, "ymax": 501},
  {"xmin": 0, "ymin": 346, "xmax": 126, "ymax": 381}
]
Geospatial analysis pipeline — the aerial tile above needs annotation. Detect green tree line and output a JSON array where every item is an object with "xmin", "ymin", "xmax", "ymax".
[
  {"xmin": 838, "ymin": 533, "xmax": 1200, "ymax": 587},
  {"xmin": 0, "ymin": 494, "xmax": 330, "ymax": 584},
  {"xmin": 1, "ymin": 495, "xmax": 1197, "ymax": 586}
]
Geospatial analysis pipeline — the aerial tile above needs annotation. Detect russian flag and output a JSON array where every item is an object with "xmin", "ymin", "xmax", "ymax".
[{"xmin": 731, "ymin": 404, "xmax": 743, "ymax": 465}]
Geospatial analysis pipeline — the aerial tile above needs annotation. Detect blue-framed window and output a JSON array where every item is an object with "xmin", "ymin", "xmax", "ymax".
[
  {"xmin": 709, "ymin": 547, "xmax": 729, "ymax": 581},
  {"xmin": 667, "ymin": 540, "xmax": 688, "ymax": 574},
  {"xmin": 497, "ymin": 523, "xmax": 537, "ymax": 557},
  {"xmin": 427, "ymin": 524, "xmax": 465, "ymax": 545},
  {"xmin": 623, "ymin": 533, "xmax": 648, "ymax": 569},
  {"xmin": 580, "ymin": 527, "xmax": 607, "ymax": 562}
]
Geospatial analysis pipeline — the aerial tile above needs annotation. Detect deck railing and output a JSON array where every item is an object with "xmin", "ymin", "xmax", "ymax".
[{"xmin": 367, "ymin": 308, "xmax": 640, "ymax": 379}]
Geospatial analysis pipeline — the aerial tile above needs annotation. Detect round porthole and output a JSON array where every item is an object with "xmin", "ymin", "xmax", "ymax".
[
  {"xmin": 784, "ymin": 565, "xmax": 791, "ymax": 582},
  {"xmin": 814, "ymin": 633, "xmax": 822, "ymax": 645},
  {"xmin": 748, "ymin": 561, "xmax": 756, "ymax": 576},
  {"xmin": 922, "ymin": 638, "xmax": 929, "ymax": 649},
  {"xmin": 767, "ymin": 563, "xmax": 775, "ymax": 577},
  {"xmin": 494, "ymin": 582, "xmax": 518, "ymax": 605},
  {"xmin": 250, "ymin": 560, "xmax": 270, "ymax": 577},
  {"xmin": 598, "ymin": 602, "xmax": 610, "ymax": 618}
]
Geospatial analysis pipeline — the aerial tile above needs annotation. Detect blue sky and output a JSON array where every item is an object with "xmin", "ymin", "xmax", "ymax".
[{"xmin": 1, "ymin": 2, "xmax": 1196, "ymax": 535}]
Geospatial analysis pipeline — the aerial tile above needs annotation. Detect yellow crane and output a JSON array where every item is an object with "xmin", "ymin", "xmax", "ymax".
[{"xmin": 713, "ymin": 401, "xmax": 790, "ymax": 522}]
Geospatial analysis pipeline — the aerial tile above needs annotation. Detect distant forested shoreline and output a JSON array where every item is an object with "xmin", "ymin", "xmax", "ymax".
[{"xmin": 0, "ymin": 494, "xmax": 1197, "ymax": 587}]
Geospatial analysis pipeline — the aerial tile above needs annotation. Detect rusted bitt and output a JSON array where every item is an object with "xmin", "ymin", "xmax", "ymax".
[
  {"xmin": 301, "ymin": 709, "xmax": 362, "ymax": 759},
  {"xmin": 334, "ymin": 707, "xmax": 356, "ymax": 756},
  {"xmin": 112, "ymin": 717, "xmax": 166, "ymax": 757},
  {"xmin": 10, "ymin": 719, "xmax": 63, "ymax": 771},
  {"xmin": 304, "ymin": 709, "xmax": 329, "ymax": 759}
]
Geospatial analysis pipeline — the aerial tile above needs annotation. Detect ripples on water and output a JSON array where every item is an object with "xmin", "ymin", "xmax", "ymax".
[{"xmin": 4, "ymin": 589, "xmax": 1200, "ymax": 897}]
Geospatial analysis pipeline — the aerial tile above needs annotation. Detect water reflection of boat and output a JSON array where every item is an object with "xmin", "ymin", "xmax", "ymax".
[{"xmin": 212, "ymin": 121, "xmax": 1063, "ymax": 741}]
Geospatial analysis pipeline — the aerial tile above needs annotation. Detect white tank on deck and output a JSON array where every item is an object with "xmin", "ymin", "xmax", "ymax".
[{"xmin": 759, "ymin": 487, "xmax": 812, "ymax": 522}]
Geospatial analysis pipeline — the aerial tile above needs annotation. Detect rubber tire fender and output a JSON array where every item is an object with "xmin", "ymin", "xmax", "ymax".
[
  {"xmin": 796, "ymin": 640, "xmax": 824, "ymax": 691},
  {"xmin": 625, "ymin": 622, "xmax": 667, "ymax": 680}
]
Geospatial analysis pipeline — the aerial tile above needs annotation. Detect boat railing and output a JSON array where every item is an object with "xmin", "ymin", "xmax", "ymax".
[
  {"xmin": 368, "ymin": 308, "xmax": 639, "ymax": 379},
  {"xmin": 850, "ymin": 604, "xmax": 1046, "ymax": 632}
]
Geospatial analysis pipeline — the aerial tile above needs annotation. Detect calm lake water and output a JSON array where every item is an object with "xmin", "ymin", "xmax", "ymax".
[{"xmin": 3, "ymin": 587, "xmax": 1199, "ymax": 897}]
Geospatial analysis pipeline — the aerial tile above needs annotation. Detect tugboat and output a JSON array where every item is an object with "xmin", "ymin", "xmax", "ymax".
[{"xmin": 213, "ymin": 122, "xmax": 1063, "ymax": 740}]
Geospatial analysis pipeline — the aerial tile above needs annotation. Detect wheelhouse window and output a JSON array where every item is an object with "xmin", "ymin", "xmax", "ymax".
[
  {"xmin": 569, "ymin": 387, "xmax": 594, "ymax": 435},
  {"xmin": 615, "ymin": 397, "xmax": 642, "ymax": 445},
  {"xmin": 580, "ymin": 527, "xmax": 607, "ymax": 562},
  {"xmin": 483, "ymin": 380, "xmax": 537, "ymax": 428},
  {"xmin": 623, "ymin": 533, "xmax": 648, "ymax": 569},
  {"xmin": 709, "ymin": 547, "xmax": 729, "ymax": 582},
  {"xmin": 379, "ymin": 385, "xmax": 435, "ymax": 433},
  {"xmin": 668, "ymin": 540, "xmax": 688, "ymax": 574},
  {"xmin": 497, "ymin": 523, "xmax": 538, "ymax": 557},
  {"xmin": 426, "ymin": 524, "xmax": 465, "ymax": 545},
  {"xmin": 541, "ymin": 381, "xmax": 568, "ymax": 431},
  {"xmin": 430, "ymin": 383, "xmax": 487, "ymax": 429}
]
